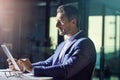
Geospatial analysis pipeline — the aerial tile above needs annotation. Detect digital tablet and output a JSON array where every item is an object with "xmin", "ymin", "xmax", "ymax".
[{"xmin": 1, "ymin": 44, "xmax": 20, "ymax": 71}]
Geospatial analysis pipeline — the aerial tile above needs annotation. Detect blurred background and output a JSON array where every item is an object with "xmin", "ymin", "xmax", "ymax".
[{"xmin": 0, "ymin": 0, "xmax": 120, "ymax": 80}]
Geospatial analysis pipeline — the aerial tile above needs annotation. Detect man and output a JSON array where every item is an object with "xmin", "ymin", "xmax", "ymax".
[{"xmin": 7, "ymin": 4, "xmax": 96, "ymax": 80}]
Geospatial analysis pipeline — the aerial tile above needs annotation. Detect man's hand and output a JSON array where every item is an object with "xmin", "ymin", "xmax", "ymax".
[
  {"xmin": 19, "ymin": 58, "xmax": 32, "ymax": 72},
  {"xmin": 7, "ymin": 58, "xmax": 17, "ymax": 71},
  {"xmin": 7, "ymin": 58, "xmax": 32, "ymax": 72}
]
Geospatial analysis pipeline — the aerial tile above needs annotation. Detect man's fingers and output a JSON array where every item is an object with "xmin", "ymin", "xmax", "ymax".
[
  {"xmin": 7, "ymin": 58, "xmax": 11, "ymax": 62},
  {"xmin": 7, "ymin": 58, "xmax": 19, "ymax": 71},
  {"xmin": 8, "ymin": 62, "xmax": 13, "ymax": 65},
  {"xmin": 7, "ymin": 58, "xmax": 18, "ymax": 65},
  {"xmin": 9, "ymin": 65, "xmax": 13, "ymax": 69},
  {"xmin": 19, "ymin": 58, "xmax": 29, "ymax": 62},
  {"xmin": 7, "ymin": 58, "xmax": 17, "ymax": 62},
  {"xmin": 9, "ymin": 65, "xmax": 15, "ymax": 71}
]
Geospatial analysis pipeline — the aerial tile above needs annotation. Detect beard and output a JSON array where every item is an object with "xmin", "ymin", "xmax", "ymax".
[{"xmin": 58, "ymin": 29, "xmax": 66, "ymax": 36}]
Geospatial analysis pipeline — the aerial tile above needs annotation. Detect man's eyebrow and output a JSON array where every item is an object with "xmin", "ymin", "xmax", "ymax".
[{"xmin": 56, "ymin": 18, "xmax": 62, "ymax": 21}]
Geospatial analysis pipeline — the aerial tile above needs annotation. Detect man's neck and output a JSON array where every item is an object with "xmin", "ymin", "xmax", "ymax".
[{"xmin": 65, "ymin": 29, "xmax": 79, "ymax": 40}]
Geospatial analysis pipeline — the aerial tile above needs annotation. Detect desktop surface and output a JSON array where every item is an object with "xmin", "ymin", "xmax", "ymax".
[{"xmin": 0, "ymin": 69, "xmax": 53, "ymax": 80}]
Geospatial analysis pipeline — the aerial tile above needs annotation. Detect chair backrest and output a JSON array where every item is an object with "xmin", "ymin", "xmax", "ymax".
[
  {"xmin": 90, "ymin": 64, "xmax": 96, "ymax": 80},
  {"xmin": 68, "ymin": 62, "xmax": 96, "ymax": 80}
]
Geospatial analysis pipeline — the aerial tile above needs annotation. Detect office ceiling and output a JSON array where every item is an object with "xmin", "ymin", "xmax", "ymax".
[
  {"xmin": 90, "ymin": 0, "xmax": 120, "ymax": 15},
  {"xmin": 49, "ymin": 0, "xmax": 120, "ymax": 15}
]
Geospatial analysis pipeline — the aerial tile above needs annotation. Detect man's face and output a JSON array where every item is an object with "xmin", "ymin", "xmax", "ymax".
[{"xmin": 56, "ymin": 13, "xmax": 71, "ymax": 36}]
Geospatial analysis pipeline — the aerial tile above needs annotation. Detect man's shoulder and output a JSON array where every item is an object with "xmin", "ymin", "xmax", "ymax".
[
  {"xmin": 73, "ymin": 37, "xmax": 91, "ymax": 46},
  {"xmin": 77, "ymin": 37, "xmax": 89, "ymax": 42}
]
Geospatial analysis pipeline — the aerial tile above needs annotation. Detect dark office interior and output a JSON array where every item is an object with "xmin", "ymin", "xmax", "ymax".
[{"xmin": 0, "ymin": 0, "xmax": 120, "ymax": 80}]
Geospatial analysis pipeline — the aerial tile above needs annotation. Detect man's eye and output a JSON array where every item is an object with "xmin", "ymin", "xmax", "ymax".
[{"xmin": 60, "ymin": 21, "xmax": 64, "ymax": 24}]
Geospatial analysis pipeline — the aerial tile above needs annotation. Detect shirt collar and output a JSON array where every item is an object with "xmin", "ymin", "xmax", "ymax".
[{"xmin": 65, "ymin": 31, "xmax": 80, "ymax": 42}]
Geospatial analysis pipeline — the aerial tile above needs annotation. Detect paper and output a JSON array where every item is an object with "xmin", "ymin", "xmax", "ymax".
[{"xmin": 1, "ymin": 44, "xmax": 20, "ymax": 71}]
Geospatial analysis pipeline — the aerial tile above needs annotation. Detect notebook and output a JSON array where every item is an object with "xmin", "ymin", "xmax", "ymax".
[{"xmin": 1, "ymin": 44, "xmax": 20, "ymax": 71}]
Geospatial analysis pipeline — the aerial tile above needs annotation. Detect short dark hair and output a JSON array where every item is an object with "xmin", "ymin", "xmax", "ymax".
[{"xmin": 57, "ymin": 4, "xmax": 79, "ymax": 26}]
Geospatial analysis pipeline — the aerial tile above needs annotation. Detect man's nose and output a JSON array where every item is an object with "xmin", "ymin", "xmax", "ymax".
[{"xmin": 56, "ymin": 21, "xmax": 61, "ymax": 27}]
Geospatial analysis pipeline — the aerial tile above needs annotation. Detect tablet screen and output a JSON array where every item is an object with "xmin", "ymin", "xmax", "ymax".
[{"xmin": 1, "ymin": 44, "xmax": 20, "ymax": 71}]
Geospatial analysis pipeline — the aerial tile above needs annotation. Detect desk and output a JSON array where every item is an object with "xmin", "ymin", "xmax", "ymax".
[{"xmin": 0, "ymin": 69, "xmax": 53, "ymax": 80}]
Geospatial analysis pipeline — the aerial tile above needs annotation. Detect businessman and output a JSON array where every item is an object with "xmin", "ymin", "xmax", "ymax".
[{"xmin": 7, "ymin": 4, "xmax": 96, "ymax": 80}]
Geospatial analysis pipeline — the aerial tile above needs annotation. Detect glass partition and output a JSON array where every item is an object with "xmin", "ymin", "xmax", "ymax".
[{"xmin": 88, "ymin": 15, "xmax": 120, "ymax": 79}]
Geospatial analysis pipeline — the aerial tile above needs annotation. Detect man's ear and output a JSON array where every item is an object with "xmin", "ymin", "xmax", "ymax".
[{"xmin": 71, "ymin": 18, "xmax": 77, "ymax": 25}]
